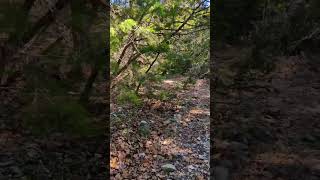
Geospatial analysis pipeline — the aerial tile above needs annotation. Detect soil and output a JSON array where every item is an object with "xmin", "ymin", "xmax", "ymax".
[
  {"xmin": 212, "ymin": 46, "xmax": 320, "ymax": 180},
  {"xmin": 0, "ymin": 80, "xmax": 108, "ymax": 179},
  {"xmin": 110, "ymin": 77, "xmax": 210, "ymax": 179}
]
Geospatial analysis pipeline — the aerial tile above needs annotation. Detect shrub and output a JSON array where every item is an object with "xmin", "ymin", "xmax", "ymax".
[
  {"xmin": 158, "ymin": 91, "xmax": 170, "ymax": 101},
  {"xmin": 117, "ymin": 88, "xmax": 142, "ymax": 106},
  {"xmin": 22, "ymin": 97, "xmax": 97, "ymax": 136}
]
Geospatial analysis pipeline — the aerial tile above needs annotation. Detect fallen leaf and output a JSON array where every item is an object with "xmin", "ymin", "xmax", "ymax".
[{"xmin": 110, "ymin": 157, "xmax": 119, "ymax": 169}]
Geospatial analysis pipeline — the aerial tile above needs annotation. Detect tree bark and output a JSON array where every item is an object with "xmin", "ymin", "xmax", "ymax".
[{"xmin": 79, "ymin": 64, "xmax": 100, "ymax": 104}]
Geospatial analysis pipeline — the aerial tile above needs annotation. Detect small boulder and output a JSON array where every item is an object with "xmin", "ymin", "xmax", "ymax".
[
  {"xmin": 139, "ymin": 121, "xmax": 150, "ymax": 136},
  {"xmin": 173, "ymin": 114, "xmax": 182, "ymax": 122},
  {"xmin": 161, "ymin": 164, "xmax": 176, "ymax": 172}
]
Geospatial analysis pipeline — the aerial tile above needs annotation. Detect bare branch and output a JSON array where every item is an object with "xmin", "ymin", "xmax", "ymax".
[{"xmin": 117, "ymin": 41, "xmax": 133, "ymax": 65}]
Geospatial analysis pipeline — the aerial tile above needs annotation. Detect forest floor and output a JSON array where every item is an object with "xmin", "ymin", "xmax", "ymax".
[
  {"xmin": 0, "ymin": 80, "xmax": 108, "ymax": 179},
  {"xmin": 111, "ymin": 77, "xmax": 210, "ymax": 179},
  {"xmin": 2, "ymin": 46, "xmax": 320, "ymax": 180},
  {"xmin": 213, "ymin": 46, "xmax": 320, "ymax": 180}
]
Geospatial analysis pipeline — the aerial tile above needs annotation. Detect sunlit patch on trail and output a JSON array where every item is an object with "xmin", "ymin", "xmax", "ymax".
[
  {"xmin": 161, "ymin": 138, "xmax": 173, "ymax": 145},
  {"xmin": 189, "ymin": 108, "xmax": 210, "ymax": 116},
  {"xmin": 163, "ymin": 79, "xmax": 176, "ymax": 85},
  {"xmin": 110, "ymin": 78, "xmax": 210, "ymax": 178}
]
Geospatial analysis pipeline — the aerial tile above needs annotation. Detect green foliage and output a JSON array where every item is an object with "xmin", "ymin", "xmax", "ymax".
[
  {"xmin": 22, "ymin": 97, "xmax": 98, "ymax": 136},
  {"xmin": 160, "ymin": 53, "xmax": 192, "ymax": 75},
  {"xmin": 183, "ymin": 76, "xmax": 197, "ymax": 85},
  {"xmin": 137, "ymin": 72, "xmax": 165, "ymax": 87},
  {"xmin": 111, "ymin": 0, "xmax": 210, "ymax": 93},
  {"xmin": 119, "ymin": 19, "xmax": 137, "ymax": 32},
  {"xmin": 117, "ymin": 88, "xmax": 142, "ymax": 106},
  {"xmin": 160, "ymin": 30, "xmax": 209, "ymax": 77},
  {"xmin": 158, "ymin": 90, "xmax": 171, "ymax": 101},
  {"xmin": 110, "ymin": 27, "xmax": 121, "ymax": 52}
]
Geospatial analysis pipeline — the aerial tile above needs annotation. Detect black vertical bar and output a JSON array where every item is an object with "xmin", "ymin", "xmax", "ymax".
[
  {"xmin": 105, "ymin": 0, "xmax": 111, "ymax": 178},
  {"xmin": 210, "ymin": 0, "xmax": 215, "ymax": 179}
]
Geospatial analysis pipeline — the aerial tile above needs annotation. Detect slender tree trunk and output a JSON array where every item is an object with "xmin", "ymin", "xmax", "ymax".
[
  {"xmin": 79, "ymin": 63, "xmax": 99, "ymax": 104},
  {"xmin": 135, "ymin": 52, "xmax": 160, "ymax": 93}
]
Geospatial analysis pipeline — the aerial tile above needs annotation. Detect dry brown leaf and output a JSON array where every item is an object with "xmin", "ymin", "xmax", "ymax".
[
  {"xmin": 196, "ymin": 175, "xmax": 204, "ymax": 180},
  {"xmin": 110, "ymin": 157, "xmax": 119, "ymax": 169}
]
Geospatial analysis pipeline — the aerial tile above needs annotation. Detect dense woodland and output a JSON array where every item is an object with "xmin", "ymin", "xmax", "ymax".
[
  {"xmin": 0, "ymin": 0, "xmax": 211, "ymax": 179},
  {"xmin": 110, "ymin": 0, "xmax": 210, "ymax": 179},
  {"xmin": 1, "ymin": 0, "xmax": 109, "ymax": 136},
  {"xmin": 0, "ymin": 0, "xmax": 319, "ymax": 179},
  {"xmin": 212, "ymin": 0, "xmax": 320, "ymax": 180},
  {"xmin": 110, "ymin": 0, "xmax": 209, "ymax": 104},
  {"xmin": 1, "ymin": 0, "xmax": 109, "ymax": 179}
]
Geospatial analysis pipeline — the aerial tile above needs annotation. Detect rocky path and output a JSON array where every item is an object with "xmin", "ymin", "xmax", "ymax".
[
  {"xmin": 168, "ymin": 79, "xmax": 210, "ymax": 179},
  {"xmin": 110, "ymin": 78, "xmax": 210, "ymax": 179}
]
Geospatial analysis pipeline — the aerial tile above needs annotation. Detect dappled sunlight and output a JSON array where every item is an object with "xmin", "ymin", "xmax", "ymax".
[
  {"xmin": 110, "ymin": 127, "xmax": 206, "ymax": 177},
  {"xmin": 162, "ymin": 77, "xmax": 185, "ymax": 90},
  {"xmin": 163, "ymin": 79, "xmax": 176, "ymax": 85},
  {"xmin": 110, "ymin": 157, "xmax": 120, "ymax": 170},
  {"xmin": 178, "ymin": 107, "xmax": 210, "ymax": 127},
  {"xmin": 110, "ymin": 77, "xmax": 210, "ymax": 178},
  {"xmin": 161, "ymin": 138, "xmax": 174, "ymax": 145},
  {"xmin": 195, "ymin": 79, "xmax": 206, "ymax": 87},
  {"xmin": 111, "ymin": 74, "xmax": 209, "ymax": 178},
  {"xmin": 159, "ymin": 138, "xmax": 193, "ymax": 155},
  {"xmin": 200, "ymin": 94, "xmax": 210, "ymax": 99},
  {"xmin": 189, "ymin": 108, "xmax": 210, "ymax": 116}
]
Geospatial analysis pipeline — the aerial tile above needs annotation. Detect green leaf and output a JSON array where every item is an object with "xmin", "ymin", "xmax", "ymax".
[{"xmin": 119, "ymin": 19, "xmax": 137, "ymax": 33}]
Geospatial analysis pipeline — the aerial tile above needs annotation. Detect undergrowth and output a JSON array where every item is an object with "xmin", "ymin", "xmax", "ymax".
[{"xmin": 22, "ymin": 96, "xmax": 102, "ymax": 137}]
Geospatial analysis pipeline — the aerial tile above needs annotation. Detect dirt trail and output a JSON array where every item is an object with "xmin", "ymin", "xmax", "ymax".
[
  {"xmin": 213, "ymin": 47, "xmax": 320, "ymax": 180},
  {"xmin": 110, "ymin": 77, "xmax": 210, "ymax": 179},
  {"xmin": 172, "ymin": 79, "xmax": 210, "ymax": 179}
]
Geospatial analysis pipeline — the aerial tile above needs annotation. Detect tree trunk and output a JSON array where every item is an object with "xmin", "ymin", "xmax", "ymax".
[{"xmin": 79, "ymin": 64, "xmax": 99, "ymax": 104}]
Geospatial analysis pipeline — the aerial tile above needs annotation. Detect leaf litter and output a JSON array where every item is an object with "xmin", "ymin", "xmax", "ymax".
[{"xmin": 110, "ymin": 77, "xmax": 210, "ymax": 179}]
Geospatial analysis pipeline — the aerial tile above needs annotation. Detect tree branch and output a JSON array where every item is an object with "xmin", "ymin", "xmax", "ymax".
[
  {"xmin": 111, "ymin": 0, "xmax": 208, "ymax": 89},
  {"xmin": 135, "ymin": 52, "xmax": 160, "ymax": 93},
  {"xmin": 117, "ymin": 41, "xmax": 133, "ymax": 65},
  {"xmin": 21, "ymin": 0, "xmax": 69, "ymax": 46}
]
